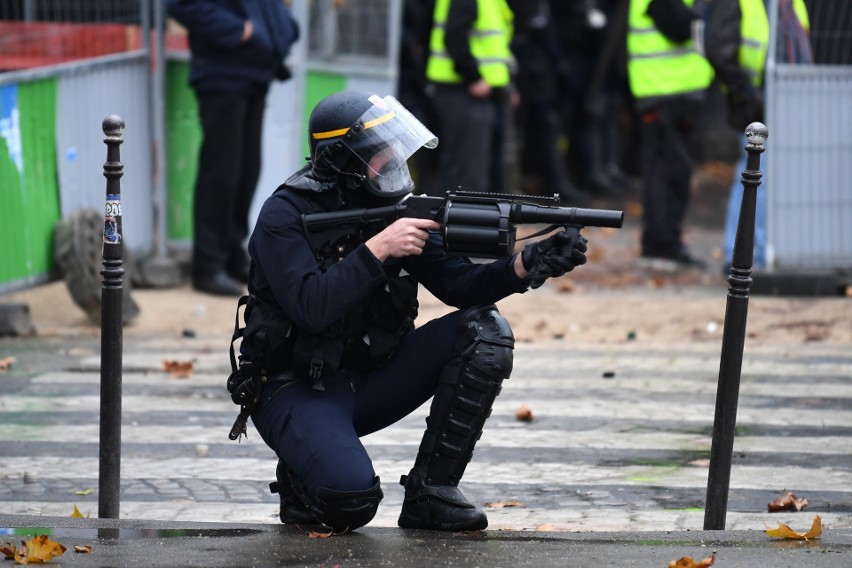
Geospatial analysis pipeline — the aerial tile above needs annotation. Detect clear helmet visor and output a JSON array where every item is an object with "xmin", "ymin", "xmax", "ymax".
[{"xmin": 340, "ymin": 95, "xmax": 438, "ymax": 196}]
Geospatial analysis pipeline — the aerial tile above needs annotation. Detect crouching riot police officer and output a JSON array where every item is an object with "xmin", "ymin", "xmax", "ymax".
[{"xmin": 228, "ymin": 90, "xmax": 589, "ymax": 533}]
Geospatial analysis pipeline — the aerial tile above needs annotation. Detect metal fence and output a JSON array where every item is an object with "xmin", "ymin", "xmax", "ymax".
[
  {"xmin": 0, "ymin": 0, "xmax": 155, "ymax": 294},
  {"xmin": 765, "ymin": 0, "xmax": 852, "ymax": 272},
  {"xmin": 0, "ymin": 0, "xmax": 144, "ymax": 71}
]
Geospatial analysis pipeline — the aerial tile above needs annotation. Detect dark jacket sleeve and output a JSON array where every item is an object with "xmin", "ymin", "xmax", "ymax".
[
  {"xmin": 646, "ymin": 0, "xmax": 698, "ymax": 43},
  {"xmin": 404, "ymin": 234, "xmax": 529, "ymax": 308},
  {"xmin": 249, "ymin": 193, "xmax": 389, "ymax": 334},
  {"xmin": 167, "ymin": 0, "xmax": 299, "ymax": 92},
  {"xmin": 167, "ymin": 0, "xmax": 246, "ymax": 50},
  {"xmin": 444, "ymin": 0, "xmax": 482, "ymax": 85},
  {"xmin": 704, "ymin": 0, "xmax": 752, "ymax": 93}
]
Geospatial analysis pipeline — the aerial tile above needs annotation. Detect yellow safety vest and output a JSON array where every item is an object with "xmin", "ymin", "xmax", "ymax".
[
  {"xmin": 792, "ymin": 0, "xmax": 810, "ymax": 31},
  {"xmin": 426, "ymin": 0, "xmax": 513, "ymax": 87},
  {"xmin": 739, "ymin": 0, "xmax": 770, "ymax": 87},
  {"xmin": 627, "ymin": 0, "xmax": 714, "ymax": 103},
  {"xmin": 739, "ymin": 0, "xmax": 810, "ymax": 87}
]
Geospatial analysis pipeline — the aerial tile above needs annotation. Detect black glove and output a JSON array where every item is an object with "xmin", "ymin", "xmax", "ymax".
[
  {"xmin": 726, "ymin": 87, "xmax": 764, "ymax": 131},
  {"xmin": 275, "ymin": 63, "xmax": 293, "ymax": 82},
  {"xmin": 521, "ymin": 229, "xmax": 588, "ymax": 289}
]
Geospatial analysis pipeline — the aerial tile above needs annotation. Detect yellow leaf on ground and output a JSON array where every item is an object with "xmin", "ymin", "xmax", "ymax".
[
  {"xmin": 74, "ymin": 544, "xmax": 94, "ymax": 553},
  {"xmin": 765, "ymin": 515, "xmax": 822, "ymax": 540},
  {"xmin": 75, "ymin": 488, "xmax": 93, "ymax": 496},
  {"xmin": 71, "ymin": 504, "xmax": 85, "ymax": 518},
  {"xmin": 668, "ymin": 554, "xmax": 715, "ymax": 567},
  {"xmin": 15, "ymin": 534, "xmax": 67, "ymax": 564}
]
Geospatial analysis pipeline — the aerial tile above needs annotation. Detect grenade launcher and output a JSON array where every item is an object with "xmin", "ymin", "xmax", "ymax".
[{"xmin": 302, "ymin": 191, "xmax": 624, "ymax": 260}]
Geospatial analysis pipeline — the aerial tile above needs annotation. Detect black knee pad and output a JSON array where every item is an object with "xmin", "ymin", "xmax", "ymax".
[
  {"xmin": 414, "ymin": 306, "xmax": 515, "ymax": 486},
  {"xmin": 455, "ymin": 304, "xmax": 514, "ymax": 382},
  {"xmin": 307, "ymin": 477, "xmax": 383, "ymax": 532}
]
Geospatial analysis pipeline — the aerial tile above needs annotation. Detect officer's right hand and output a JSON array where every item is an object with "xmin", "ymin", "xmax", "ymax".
[{"xmin": 366, "ymin": 218, "xmax": 441, "ymax": 262}]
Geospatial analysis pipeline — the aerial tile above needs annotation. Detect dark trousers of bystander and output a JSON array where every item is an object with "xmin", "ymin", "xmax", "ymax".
[
  {"xmin": 430, "ymin": 86, "xmax": 505, "ymax": 195},
  {"xmin": 193, "ymin": 90, "xmax": 266, "ymax": 281},
  {"xmin": 638, "ymin": 98, "xmax": 703, "ymax": 260}
]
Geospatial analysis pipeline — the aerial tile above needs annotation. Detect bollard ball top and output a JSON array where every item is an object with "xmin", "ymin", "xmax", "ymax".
[
  {"xmin": 745, "ymin": 122, "xmax": 768, "ymax": 150},
  {"xmin": 102, "ymin": 115, "xmax": 125, "ymax": 137}
]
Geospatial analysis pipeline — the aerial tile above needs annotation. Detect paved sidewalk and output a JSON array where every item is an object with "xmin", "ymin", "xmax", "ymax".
[
  {"xmin": 2, "ymin": 513, "xmax": 852, "ymax": 568},
  {"xmin": 1, "ymin": 211, "xmax": 851, "ymax": 565},
  {"xmin": 2, "ymin": 332, "xmax": 850, "ymax": 534}
]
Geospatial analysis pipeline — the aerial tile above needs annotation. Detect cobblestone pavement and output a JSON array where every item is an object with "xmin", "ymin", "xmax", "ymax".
[{"xmin": 1, "ymin": 333, "xmax": 850, "ymax": 533}]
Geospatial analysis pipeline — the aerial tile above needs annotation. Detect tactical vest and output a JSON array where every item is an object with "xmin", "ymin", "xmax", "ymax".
[
  {"xmin": 426, "ymin": 0, "xmax": 513, "ymax": 87},
  {"xmin": 236, "ymin": 187, "xmax": 419, "ymax": 390},
  {"xmin": 626, "ymin": 0, "xmax": 714, "ymax": 106}
]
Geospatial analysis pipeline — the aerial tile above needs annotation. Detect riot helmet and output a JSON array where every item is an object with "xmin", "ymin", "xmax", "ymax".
[{"xmin": 308, "ymin": 90, "xmax": 437, "ymax": 199}]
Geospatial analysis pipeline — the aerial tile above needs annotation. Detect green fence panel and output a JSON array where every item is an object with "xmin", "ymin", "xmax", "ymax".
[
  {"xmin": 165, "ymin": 60, "xmax": 201, "ymax": 242},
  {"xmin": 0, "ymin": 79, "xmax": 59, "ymax": 285},
  {"xmin": 303, "ymin": 71, "xmax": 346, "ymax": 158}
]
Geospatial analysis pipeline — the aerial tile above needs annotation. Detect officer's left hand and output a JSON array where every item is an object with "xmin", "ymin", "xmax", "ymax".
[{"xmin": 519, "ymin": 230, "xmax": 588, "ymax": 289}]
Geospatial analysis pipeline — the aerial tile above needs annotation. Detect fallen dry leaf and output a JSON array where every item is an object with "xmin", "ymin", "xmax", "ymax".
[
  {"xmin": 0, "ymin": 356, "xmax": 15, "ymax": 371},
  {"xmin": 306, "ymin": 529, "xmax": 334, "ymax": 538},
  {"xmin": 765, "ymin": 515, "xmax": 822, "ymax": 540},
  {"xmin": 669, "ymin": 555, "xmax": 715, "ymax": 568},
  {"xmin": 514, "ymin": 404, "xmax": 534, "ymax": 422},
  {"xmin": 533, "ymin": 524, "xmax": 567, "ymax": 532},
  {"xmin": 483, "ymin": 499, "xmax": 526, "ymax": 509},
  {"xmin": 162, "ymin": 359, "xmax": 194, "ymax": 378},
  {"xmin": 14, "ymin": 534, "xmax": 67, "ymax": 564},
  {"xmin": 768, "ymin": 491, "xmax": 809, "ymax": 513},
  {"xmin": 74, "ymin": 544, "xmax": 94, "ymax": 553},
  {"xmin": 0, "ymin": 542, "xmax": 16, "ymax": 559},
  {"xmin": 75, "ymin": 488, "xmax": 93, "ymax": 496}
]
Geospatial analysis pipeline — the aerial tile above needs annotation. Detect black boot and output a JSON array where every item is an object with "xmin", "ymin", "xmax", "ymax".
[
  {"xmin": 398, "ymin": 470, "xmax": 487, "ymax": 531},
  {"xmin": 269, "ymin": 460, "xmax": 321, "ymax": 525},
  {"xmin": 397, "ymin": 305, "xmax": 514, "ymax": 532}
]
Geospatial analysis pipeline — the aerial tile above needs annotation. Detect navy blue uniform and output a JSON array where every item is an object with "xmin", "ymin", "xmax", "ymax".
[{"xmin": 248, "ymin": 186, "xmax": 528, "ymax": 496}]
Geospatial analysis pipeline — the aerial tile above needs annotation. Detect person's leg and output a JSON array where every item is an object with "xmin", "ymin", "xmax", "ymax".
[
  {"xmin": 252, "ymin": 374, "xmax": 382, "ymax": 532},
  {"xmin": 228, "ymin": 92, "xmax": 267, "ymax": 281},
  {"xmin": 641, "ymin": 102, "xmax": 699, "ymax": 263},
  {"xmin": 640, "ymin": 109, "xmax": 677, "ymax": 258},
  {"xmin": 395, "ymin": 305, "xmax": 515, "ymax": 531},
  {"xmin": 352, "ymin": 310, "xmax": 467, "ymax": 434},
  {"xmin": 663, "ymin": 104, "xmax": 698, "ymax": 258},
  {"xmin": 193, "ymin": 92, "xmax": 246, "ymax": 277},
  {"xmin": 433, "ymin": 88, "xmax": 495, "ymax": 193}
]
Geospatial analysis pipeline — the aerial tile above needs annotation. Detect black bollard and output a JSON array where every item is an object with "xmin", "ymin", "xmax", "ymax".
[
  {"xmin": 704, "ymin": 122, "xmax": 768, "ymax": 530},
  {"xmin": 99, "ymin": 115, "xmax": 125, "ymax": 519}
]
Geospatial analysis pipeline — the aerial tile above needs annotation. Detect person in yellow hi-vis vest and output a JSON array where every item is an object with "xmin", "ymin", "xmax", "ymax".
[
  {"xmin": 704, "ymin": 0, "xmax": 812, "ymax": 272},
  {"xmin": 627, "ymin": 0, "xmax": 714, "ymax": 270},
  {"xmin": 425, "ymin": 0, "xmax": 515, "ymax": 195}
]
